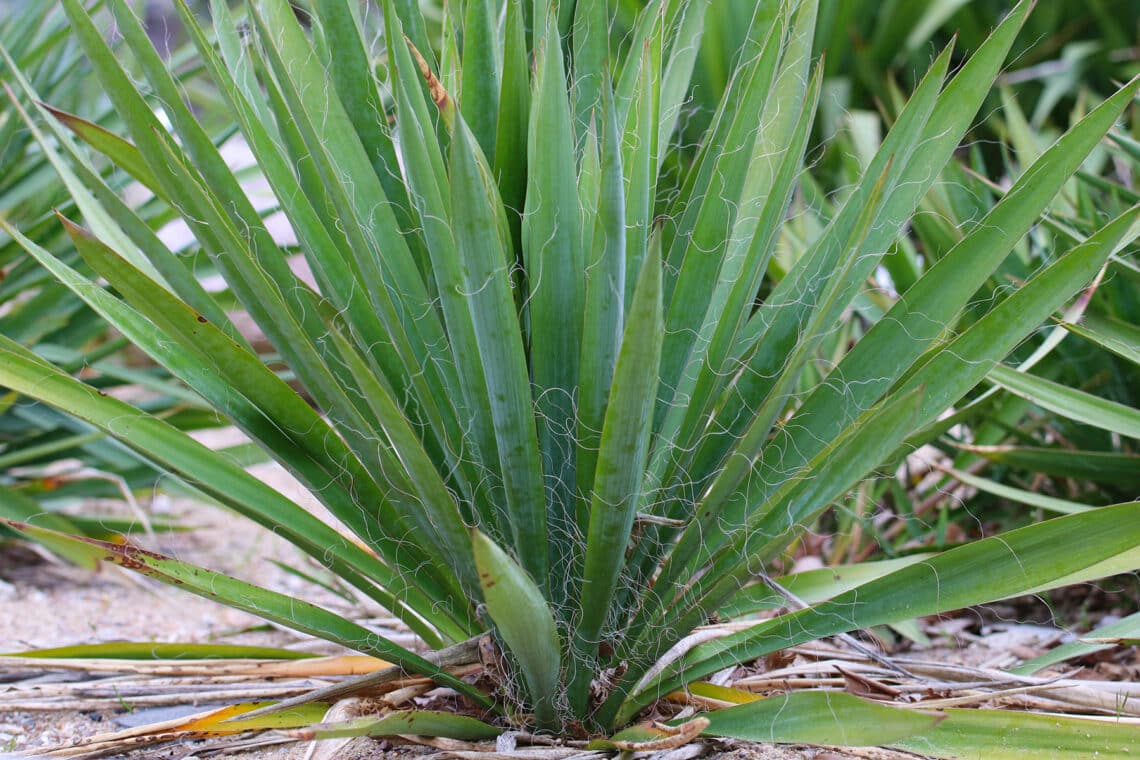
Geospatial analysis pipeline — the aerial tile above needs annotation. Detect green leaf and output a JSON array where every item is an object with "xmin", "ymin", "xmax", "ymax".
[
  {"xmin": 173, "ymin": 2, "xmax": 469, "ymax": 496},
  {"xmin": 459, "ymin": 0, "xmax": 500, "ymax": 160},
  {"xmin": 471, "ymin": 530, "xmax": 562, "ymax": 730},
  {"xmin": 1, "ymin": 643, "xmax": 312, "ymax": 660},
  {"xmin": 938, "ymin": 466, "xmax": 1096, "ymax": 515},
  {"xmin": 1061, "ymin": 312, "xmax": 1140, "ymax": 366},
  {"xmin": 0, "ymin": 520, "xmax": 492, "ymax": 708},
  {"xmin": 524, "ymin": 13, "xmax": 584, "ymax": 558},
  {"xmin": 0, "ymin": 70, "xmax": 234, "ymax": 333},
  {"xmin": 717, "ymin": 556, "xmax": 934, "ymax": 619},
  {"xmin": 987, "ymin": 363, "xmax": 1140, "ymax": 439},
  {"xmin": 39, "ymin": 103, "xmax": 164, "ymax": 201},
  {"xmin": 309, "ymin": 0, "xmax": 416, "ymax": 244},
  {"xmin": 702, "ymin": 692, "xmax": 943, "ymax": 746},
  {"xmin": 747, "ymin": 81, "xmax": 1140, "ymax": 508},
  {"xmin": 448, "ymin": 113, "xmax": 549, "ymax": 586},
  {"xmin": 0, "ymin": 487, "xmax": 96, "ymax": 568},
  {"xmin": 656, "ymin": 0, "xmax": 711, "ymax": 162},
  {"xmin": 576, "ymin": 79, "xmax": 627, "ymax": 506},
  {"xmin": 571, "ymin": 0, "xmax": 608, "ymax": 137},
  {"xmin": 600, "ymin": 383, "xmax": 924, "ymax": 728},
  {"xmin": 628, "ymin": 162, "xmax": 896, "ymax": 652},
  {"xmin": 291, "ymin": 710, "xmax": 501, "ymax": 741},
  {"xmin": 657, "ymin": 0, "xmax": 809, "ymax": 401},
  {"xmin": 571, "ymin": 244, "xmax": 662, "ymax": 709},
  {"xmin": 618, "ymin": 25, "xmax": 660, "ymax": 308},
  {"xmin": 956, "ymin": 445, "xmax": 1140, "ymax": 490},
  {"xmin": 492, "ymin": 0, "xmax": 530, "ymax": 255},
  {"xmin": 894, "ymin": 709, "xmax": 1140, "ymax": 759}
]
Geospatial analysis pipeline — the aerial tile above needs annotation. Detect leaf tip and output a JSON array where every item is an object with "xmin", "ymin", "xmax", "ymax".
[{"xmin": 404, "ymin": 35, "xmax": 452, "ymax": 114}]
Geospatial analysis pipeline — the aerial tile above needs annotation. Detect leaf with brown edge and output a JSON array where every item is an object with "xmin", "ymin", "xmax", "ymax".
[
  {"xmin": 0, "ymin": 519, "xmax": 494, "ymax": 708},
  {"xmin": 36, "ymin": 99, "xmax": 165, "ymax": 201},
  {"xmin": 406, "ymin": 35, "xmax": 454, "ymax": 124}
]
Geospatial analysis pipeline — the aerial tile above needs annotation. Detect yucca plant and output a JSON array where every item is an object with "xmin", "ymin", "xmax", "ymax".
[{"xmin": 2, "ymin": 0, "xmax": 1140, "ymax": 752}]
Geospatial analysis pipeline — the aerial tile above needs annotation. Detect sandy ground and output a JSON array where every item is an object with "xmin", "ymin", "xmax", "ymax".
[{"xmin": 0, "ymin": 456, "xmax": 322, "ymax": 757}]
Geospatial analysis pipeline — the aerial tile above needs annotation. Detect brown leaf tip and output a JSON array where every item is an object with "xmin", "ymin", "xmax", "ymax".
[{"xmin": 404, "ymin": 35, "xmax": 451, "ymax": 111}]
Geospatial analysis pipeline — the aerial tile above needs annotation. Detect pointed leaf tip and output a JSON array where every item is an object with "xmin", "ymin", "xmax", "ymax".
[{"xmin": 405, "ymin": 35, "xmax": 452, "ymax": 114}]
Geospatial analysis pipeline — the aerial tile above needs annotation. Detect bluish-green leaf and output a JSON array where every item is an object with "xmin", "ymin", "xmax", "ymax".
[{"xmin": 472, "ymin": 530, "xmax": 563, "ymax": 730}]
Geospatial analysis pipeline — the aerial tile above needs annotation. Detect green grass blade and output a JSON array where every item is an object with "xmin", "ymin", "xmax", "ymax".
[
  {"xmin": 699, "ymin": 383, "xmax": 924, "ymax": 607},
  {"xmin": 0, "ymin": 75, "xmax": 164, "ymax": 292},
  {"xmin": 472, "ymin": 530, "xmax": 562, "ymax": 730},
  {"xmin": 30, "ymin": 220, "xmax": 402, "ymax": 544}
]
